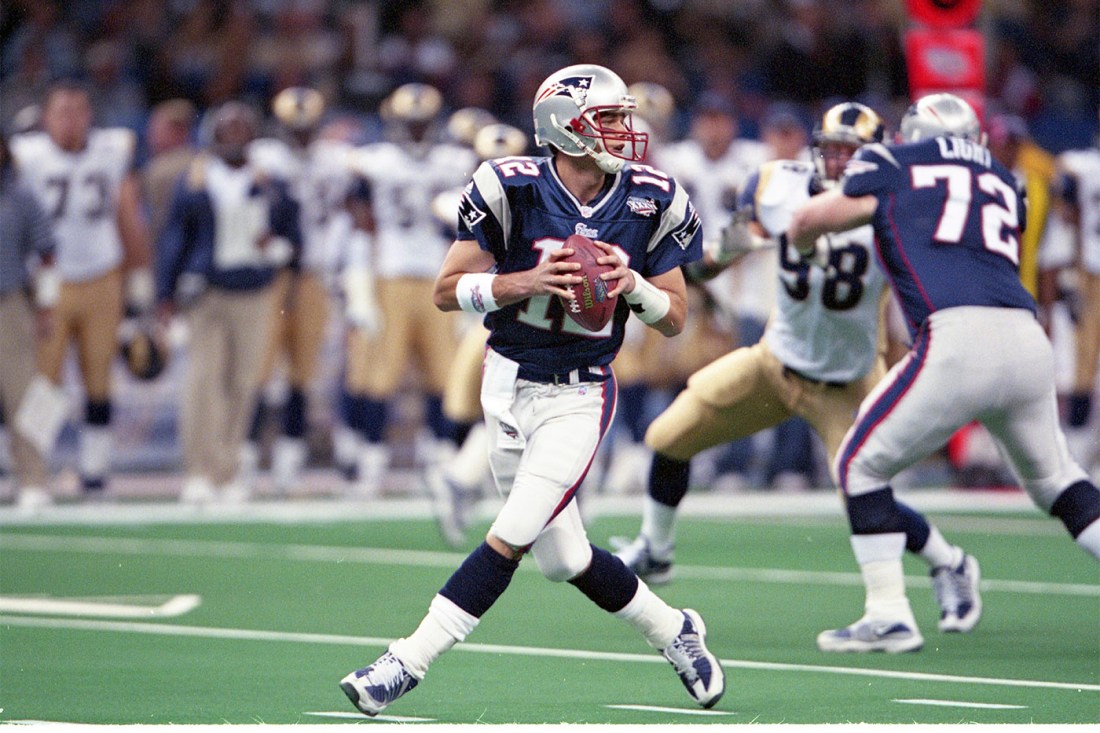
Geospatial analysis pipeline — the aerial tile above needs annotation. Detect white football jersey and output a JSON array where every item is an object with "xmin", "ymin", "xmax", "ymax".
[
  {"xmin": 1058, "ymin": 147, "xmax": 1100, "ymax": 275},
  {"xmin": 249, "ymin": 136, "xmax": 358, "ymax": 274},
  {"xmin": 655, "ymin": 138, "xmax": 773, "ymax": 322},
  {"xmin": 754, "ymin": 160, "xmax": 889, "ymax": 383},
  {"xmin": 352, "ymin": 141, "xmax": 477, "ymax": 279},
  {"xmin": 11, "ymin": 128, "xmax": 135, "ymax": 282}
]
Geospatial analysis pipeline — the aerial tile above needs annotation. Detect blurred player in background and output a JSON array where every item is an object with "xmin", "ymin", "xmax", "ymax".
[
  {"xmin": 340, "ymin": 63, "xmax": 723, "ymax": 716},
  {"xmin": 426, "ymin": 119, "xmax": 528, "ymax": 547},
  {"xmin": 343, "ymin": 83, "xmax": 477, "ymax": 497},
  {"xmin": 654, "ymin": 92, "xmax": 813, "ymax": 491},
  {"xmin": 789, "ymin": 92, "xmax": 1100, "ymax": 652},
  {"xmin": 155, "ymin": 101, "xmax": 301, "ymax": 504},
  {"xmin": 0, "ymin": 131, "xmax": 57, "ymax": 509},
  {"xmin": 142, "ymin": 99, "xmax": 199, "ymax": 239},
  {"xmin": 10, "ymin": 81, "xmax": 153, "ymax": 495},
  {"xmin": 615, "ymin": 104, "xmax": 979, "ymax": 652},
  {"xmin": 242, "ymin": 86, "xmax": 364, "ymax": 494},
  {"xmin": 1051, "ymin": 131, "xmax": 1100, "ymax": 479}
]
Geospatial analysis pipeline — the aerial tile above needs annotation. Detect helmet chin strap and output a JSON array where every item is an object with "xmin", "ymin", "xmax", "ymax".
[{"xmin": 550, "ymin": 113, "xmax": 623, "ymax": 174}]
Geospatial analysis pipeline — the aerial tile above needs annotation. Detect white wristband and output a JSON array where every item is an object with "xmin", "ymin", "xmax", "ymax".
[
  {"xmin": 35, "ymin": 267, "xmax": 60, "ymax": 308},
  {"xmin": 456, "ymin": 272, "xmax": 500, "ymax": 314},
  {"xmin": 622, "ymin": 269, "xmax": 670, "ymax": 325}
]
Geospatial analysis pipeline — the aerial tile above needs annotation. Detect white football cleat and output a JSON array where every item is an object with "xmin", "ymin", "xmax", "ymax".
[
  {"xmin": 932, "ymin": 553, "xmax": 982, "ymax": 633},
  {"xmin": 661, "ymin": 609, "xmax": 725, "ymax": 708},
  {"xmin": 613, "ymin": 535, "xmax": 674, "ymax": 585},
  {"xmin": 340, "ymin": 651, "xmax": 420, "ymax": 717},
  {"xmin": 817, "ymin": 615, "xmax": 924, "ymax": 653}
]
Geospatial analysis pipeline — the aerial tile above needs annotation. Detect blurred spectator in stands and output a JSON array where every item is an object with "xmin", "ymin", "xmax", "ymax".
[
  {"xmin": 1, "ymin": 0, "xmax": 80, "ymax": 80},
  {"xmin": 142, "ymin": 99, "xmax": 198, "ymax": 238},
  {"xmin": 760, "ymin": 102, "xmax": 811, "ymax": 162},
  {"xmin": 84, "ymin": 39, "xmax": 146, "ymax": 131},
  {"xmin": 0, "ymin": 131, "xmax": 58, "ymax": 510}
]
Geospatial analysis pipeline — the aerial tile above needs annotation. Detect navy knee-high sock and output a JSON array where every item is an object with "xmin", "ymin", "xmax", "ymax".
[{"xmin": 438, "ymin": 542, "xmax": 521, "ymax": 618}]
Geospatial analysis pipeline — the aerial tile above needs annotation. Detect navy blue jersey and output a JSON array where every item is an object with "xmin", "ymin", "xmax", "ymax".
[
  {"xmin": 842, "ymin": 138, "xmax": 1036, "ymax": 337},
  {"xmin": 456, "ymin": 155, "xmax": 702, "ymax": 373}
]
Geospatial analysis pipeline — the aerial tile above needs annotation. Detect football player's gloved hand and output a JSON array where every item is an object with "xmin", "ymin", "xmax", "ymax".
[
  {"xmin": 785, "ymin": 232, "xmax": 833, "ymax": 271},
  {"xmin": 175, "ymin": 272, "xmax": 207, "ymax": 310},
  {"xmin": 263, "ymin": 235, "xmax": 295, "ymax": 268},
  {"xmin": 343, "ymin": 268, "xmax": 383, "ymax": 339},
  {"xmin": 125, "ymin": 268, "xmax": 156, "ymax": 317},
  {"xmin": 706, "ymin": 205, "xmax": 766, "ymax": 266}
]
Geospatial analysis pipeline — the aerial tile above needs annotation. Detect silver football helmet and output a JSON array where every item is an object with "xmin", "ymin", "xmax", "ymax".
[
  {"xmin": 533, "ymin": 64, "xmax": 647, "ymax": 173},
  {"xmin": 899, "ymin": 93, "xmax": 983, "ymax": 144},
  {"xmin": 272, "ymin": 86, "xmax": 325, "ymax": 131},
  {"xmin": 474, "ymin": 123, "xmax": 527, "ymax": 160}
]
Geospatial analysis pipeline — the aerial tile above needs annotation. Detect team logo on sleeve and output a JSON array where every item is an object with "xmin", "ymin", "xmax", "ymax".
[
  {"xmin": 671, "ymin": 203, "xmax": 702, "ymax": 250},
  {"xmin": 458, "ymin": 191, "xmax": 486, "ymax": 230},
  {"xmin": 627, "ymin": 196, "xmax": 658, "ymax": 217},
  {"xmin": 535, "ymin": 75, "xmax": 593, "ymax": 107}
]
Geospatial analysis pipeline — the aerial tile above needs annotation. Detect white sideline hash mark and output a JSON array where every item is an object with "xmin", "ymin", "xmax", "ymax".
[
  {"xmin": 606, "ymin": 704, "xmax": 734, "ymax": 716},
  {"xmin": 894, "ymin": 699, "xmax": 1028, "ymax": 710},
  {"xmin": 0, "ymin": 593, "xmax": 201, "ymax": 619}
]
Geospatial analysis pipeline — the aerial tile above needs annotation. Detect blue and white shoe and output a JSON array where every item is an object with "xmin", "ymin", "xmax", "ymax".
[
  {"xmin": 612, "ymin": 535, "xmax": 674, "ymax": 585},
  {"xmin": 932, "ymin": 553, "xmax": 982, "ymax": 633},
  {"xmin": 816, "ymin": 616, "xmax": 924, "ymax": 653},
  {"xmin": 661, "ymin": 609, "xmax": 725, "ymax": 708},
  {"xmin": 340, "ymin": 651, "xmax": 419, "ymax": 717}
]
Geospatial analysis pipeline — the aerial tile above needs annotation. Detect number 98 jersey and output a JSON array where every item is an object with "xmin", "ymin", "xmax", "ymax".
[
  {"xmin": 11, "ymin": 128, "xmax": 135, "ymax": 283},
  {"xmin": 457, "ymin": 156, "xmax": 702, "ymax": 375},
  {"xmin": 842, "ymin": 139, "xmax": 1037, "ymax": 338},
  {"xmin": 741, "ymin": 160, "xmax": 888, "ymax": 384}
]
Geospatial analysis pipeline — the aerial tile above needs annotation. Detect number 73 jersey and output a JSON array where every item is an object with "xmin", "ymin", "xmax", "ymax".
[
  {"xmin": 456, "ymin": 156, "xmax": 702, "ymax": 375},
  {"xmin": 842, "ymin": 139, "xmax": 1037, "ymax": 338},
  {"xmin": 11, "ymin": 128, "xmax": 135, "ymax": 283},
  {"xmin": 743, "ymin": 160, "xmax": 888, "ymax": 384}
]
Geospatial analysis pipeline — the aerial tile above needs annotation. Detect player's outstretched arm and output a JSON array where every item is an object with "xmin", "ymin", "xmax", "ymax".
[
  {"xmin": 788, "ymin": 188, "xmax": 876, "ymax": 256},
  {"xmin": 433, "ymin": 239, "xmax": 582, "ymax": 313}
]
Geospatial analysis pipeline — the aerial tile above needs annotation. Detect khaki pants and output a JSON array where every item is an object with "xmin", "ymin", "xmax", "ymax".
[
  {"xmin": 182, "ymin": 286, "xmax": 275, "ymax": 485},
  {"xmin": 0, "ymin": 291, "xmax": 49, "ymax": 488},
  {"xmin": 38, "ymin": 269, "xmax": 123, "ymax": 401}
]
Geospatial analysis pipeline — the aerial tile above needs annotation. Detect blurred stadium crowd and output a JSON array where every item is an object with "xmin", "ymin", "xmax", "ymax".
[{"xmin": 0, "ymin": 0, "xmax": 1098, "ymax": 510}]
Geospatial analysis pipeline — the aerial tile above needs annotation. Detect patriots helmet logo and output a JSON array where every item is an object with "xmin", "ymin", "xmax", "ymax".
[{"xmin": 535, "ymin": 75, "xmax": 594, "ymax": 108}]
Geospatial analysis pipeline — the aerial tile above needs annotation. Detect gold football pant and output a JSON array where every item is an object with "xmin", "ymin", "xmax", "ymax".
[
  {"xmin": 645, "ymin": 339, "xmax": 884, "ymax": 483},
  {"xmin": 344, "ymin": 277, "xmax": 457, "ymax": 397},
  {"xmin": 257, "ymin": 270, "xmax": 331, "ymax": 387},
  {"xmin": 37, "ymin": 269, "xmax": 123, "ymax": 402}
]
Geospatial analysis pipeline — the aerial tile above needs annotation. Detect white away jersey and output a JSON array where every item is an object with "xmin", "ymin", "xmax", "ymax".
[
  {"xmin": 352, "ymin": 141, "xmax": 477, "ymax": 278},
  {"xmin": 11, "ymin": 128, "xmax": 135, "ymax": 282},
  {"xmin": 249, "ymin": 137, "xmax": 358, "ymax": 274},
  {"xmin": 746, "ymin": 159, "xmax": 889, "ymax": 383},
  {"xmin": 1058, "ymin": 147, "xmax": 1100, "ymax": 274}
]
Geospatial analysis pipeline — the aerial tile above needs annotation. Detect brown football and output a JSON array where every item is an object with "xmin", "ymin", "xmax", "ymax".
[{"xmin": 558, "ymin": 234, "xmax": 618, "ymax": 332}]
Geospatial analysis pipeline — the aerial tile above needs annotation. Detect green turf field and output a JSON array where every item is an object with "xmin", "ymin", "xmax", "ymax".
[{"xmin": 1, "ymin": 499, "xmax": 1098, "ymax": 725}]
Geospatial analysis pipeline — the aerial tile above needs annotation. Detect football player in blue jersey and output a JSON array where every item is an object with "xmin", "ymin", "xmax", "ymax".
[
  {"xmin": 615, "ymin": 102, "xmax": 981, "ymax": 654},
  {"xmin": 789, "ymin": 92, "xmax": 1100, "ymax": 652},
  {"xmin": 339, "ymin": 64, "xmax": 725, "ymax": 716}
]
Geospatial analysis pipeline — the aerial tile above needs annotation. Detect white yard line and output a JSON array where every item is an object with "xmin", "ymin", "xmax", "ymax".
[
  {"xmin": 2, "ymin": 615, "xmax": 1098, "ymax": 694},
  {"xmin": 2, "ymin": 532, "xmax": 1096, "ymax": 597},
  {"xmin": 893, "ymin": 699, "xmax": 1028, "ymax": 710},
  {"xmin": 0, "ymin": 489, "xmax": 1037, "ymax": 526},
  {"xmin": 0, "ymin": 593, "xmax": 200, "ymax": 618}
]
